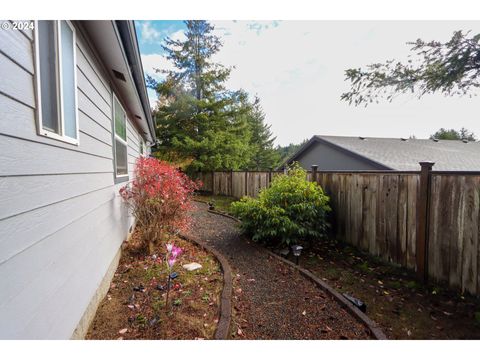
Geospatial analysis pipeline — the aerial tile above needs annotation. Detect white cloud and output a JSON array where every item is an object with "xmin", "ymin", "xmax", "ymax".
[
  {"xmin": 139, "ymin": 21, "xmax": 162, "ymax": 43},
  {"xmin": 141, "ymin": 53, "xmax": 172, "ymax": 81},
  {"xmin": 169, "ymin": 29, "xmax": 187, "ymax": 42},
  {"xmin": 209, "ymin": 21, "xmax": 480, "ymax": 146}
]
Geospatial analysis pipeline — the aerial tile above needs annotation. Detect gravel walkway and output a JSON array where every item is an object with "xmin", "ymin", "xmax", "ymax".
[{"xmin": 184, "ymin": 202, "xmax": 373, "ymax": 339}]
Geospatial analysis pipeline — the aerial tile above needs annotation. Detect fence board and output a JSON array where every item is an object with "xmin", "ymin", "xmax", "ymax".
[{"xmin": 195, "ymin": 170, "xmax": 480, "ymax": 296}]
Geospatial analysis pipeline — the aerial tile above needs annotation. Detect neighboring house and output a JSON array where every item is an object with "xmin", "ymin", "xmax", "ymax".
[
  {"xmin": 280, "ymin": 135, "xmax": 480, "ymax": 171},
  {"xmin": 0, "ymin": 20, "xmax": 155, "ymax": 339}
]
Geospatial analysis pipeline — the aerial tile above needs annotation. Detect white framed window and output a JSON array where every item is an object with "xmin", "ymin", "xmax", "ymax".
[
  {"xmin": 113, "ymin": 94, "xmax": 128, "ymax": 179},
  {"xmin": 34, "ymin": 20, "xmax": 79, "ymax": 145}
]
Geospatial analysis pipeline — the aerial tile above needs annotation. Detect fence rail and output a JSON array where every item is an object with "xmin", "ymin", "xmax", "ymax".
[{"xmin": 195, "ymin": 166, "xmax": 480, "ymax": 296}]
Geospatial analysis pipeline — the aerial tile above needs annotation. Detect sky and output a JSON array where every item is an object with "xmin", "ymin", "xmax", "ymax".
[{"xmin": 135, "ymin": 20, "xmax": 480, "ymax": 147}]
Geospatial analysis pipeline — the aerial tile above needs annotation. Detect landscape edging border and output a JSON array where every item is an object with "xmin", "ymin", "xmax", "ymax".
[
  {"xmin": 196, "ymin": 201, "xmax": 387, "ymax": 340},
  {"xmin": 266, "ymin": 250, "xmax": 387, "ymax": 340},
  {"xmin": 178, "ymin": 232, "xmax": 233, "ymax": 340}
]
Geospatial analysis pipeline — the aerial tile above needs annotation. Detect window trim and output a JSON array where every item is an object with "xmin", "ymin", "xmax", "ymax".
[
  {"xmin": 34, "ymin": 20, "xmax": 79, "ymax": 145},
  {"xmin": 112, "ymin": 92, "xmax": 129, "ymax": 181}
]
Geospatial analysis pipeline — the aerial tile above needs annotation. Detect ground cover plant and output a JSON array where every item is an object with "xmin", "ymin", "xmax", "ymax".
[
  {"xmin": 86, "ymin": 232, "xmax": 222, "ymax": 340},
  {"xmin": 231, "ymin": 164, "xmax": 331, "ymax": 247}
]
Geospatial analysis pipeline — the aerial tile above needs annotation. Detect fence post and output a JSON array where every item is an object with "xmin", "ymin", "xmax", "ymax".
[
  {"xmin": 230, "ymin": 169, "xmax": 233, "ymax": 197},
  {"xmin": 311, "ymin": 164, "xmax": 318, "ymax": 183},
  {"xmin": 245, "ymin": 170, "xmax": 248, "ymax": 196},
  {"xmin": 416, "ymin": 161, "xmax": 434, "ymax": 283},
  {"xmin": 211, "ymin": 170, "xmax": 215, "ymax": 195},
  {"xmin": 268, "ymin": 168, "xmax": 273, "ymax": 186}
]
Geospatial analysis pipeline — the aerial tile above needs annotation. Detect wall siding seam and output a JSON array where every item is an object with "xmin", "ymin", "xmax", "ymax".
[
  {"xmin": 0, "ymin": 171, "xmax": 113, "ymax": 178},
  {"xmin": 77, "ymin": 108, "xmax": 111, "ymax": 134},
  {"xmin": 0, "ymin": 89, "xmax": 35, "ymax": 111},
  {"xmin": 77, "ymin": 87, "xmax": 112, "ymax": 121},
  {"xmin": 75, "ymin": 44, "xmax": 111, "ymax": 97},
  {"xmin": 76, "ymin": 66, "xmax": 111, "ymax": 108},
  {"xmin": 8, "ymin": 20, "xmax": 34, "ymax": 42},
  {"xmin": 0, "ymin": 192, "xmax": 115, "ymax": 267},
  {"xmin": 0, "ymin": 47, "xmax": 34, "ymax": 76},
  {"xmin": 0, "ymin": 182, "xmax": 115, "ymax": 223},
  {"xmin": 78, "ymin": 129, "xmax": 112, "ymax": 148},
  {"xmin": 0, "ymin": 133, "xmax": 113, "ymax": 162}
]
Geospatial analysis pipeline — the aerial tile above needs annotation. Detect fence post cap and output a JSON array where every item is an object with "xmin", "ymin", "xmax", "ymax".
[
  {"xmin": 311, "ymin": 164, "xmax": 318, "ymax": 170},
  {"xmin": 419, "ymin": 161, "xmax": 435, "ymax": 168}
]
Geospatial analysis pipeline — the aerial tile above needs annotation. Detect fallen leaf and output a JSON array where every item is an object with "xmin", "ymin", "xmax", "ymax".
[
  {"xmin": 302, "ymin": 310, "xmax": 307, "ymax": 316},
  {"xmin": 116, "ymin": 337, "xmax": 123, "ymax": 340},
  {"xmin": 127, "ymin": 305, "xmax": 134, "ymax": 309},
  {"xmin": 247, "ymin": 278, "xmax": 256, "ymax": 282},
  {"xmin": 118, "ymin": 328, "xmax": 128, "ymax": 334},
  {"xmin": 237, "ymin": 328, "xmax": 244, "ymax": 336}
]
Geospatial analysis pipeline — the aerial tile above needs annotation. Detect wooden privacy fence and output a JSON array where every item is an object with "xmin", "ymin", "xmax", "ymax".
[{"xmin": 196, "ymin": 165, "xmax": 480, "ymax": 296}]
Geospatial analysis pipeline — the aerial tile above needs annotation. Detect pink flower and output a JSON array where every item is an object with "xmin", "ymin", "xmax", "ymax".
[
  {"xmin": 171, "ymin": 245, "xmax": 182, "ymax": 258},
  {"xmin": 168, "ymin": 257, "xmax": 176, "ymax": 268}
]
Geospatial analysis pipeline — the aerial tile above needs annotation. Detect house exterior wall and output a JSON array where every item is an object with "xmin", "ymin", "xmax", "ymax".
[
  {"xmin": 0, "ymin": 21, "xmax": 146, "ymax": 339},
  {"xmin": 293, "ymin": 141, "xmax": 384, "ymax": 171}
]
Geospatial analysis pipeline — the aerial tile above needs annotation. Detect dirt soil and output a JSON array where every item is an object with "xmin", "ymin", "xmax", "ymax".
[
  {"xmin": 184, "ymin": 202, "xmax": 374, "ymax": 339},
  {"xmin": 86, "ymin": 231, "xmax": 223, "ymax": 340},
  {"xmin": 301, "ymin": 239, "xmax": 480, "ymax": 339}
]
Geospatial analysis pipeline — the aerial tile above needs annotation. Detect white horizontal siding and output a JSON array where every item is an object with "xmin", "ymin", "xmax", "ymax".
[
  {"xmin": 0, "ymin": 21, "xmax": 148, "ymax": 339},
  {"xmin": 0, "ymin": 24, "xmax": 34, "ymax": 74},
  {"xmin": 0, "ymin": 192, "xmax": 127, "ymax": 338},
  {"xmin": 0, "ymin": 51, "xmax": 35, "ymax": 108}
]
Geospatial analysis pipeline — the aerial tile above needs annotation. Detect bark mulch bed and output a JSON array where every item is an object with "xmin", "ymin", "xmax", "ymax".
[
  {"xmin": 302, "ymin": 239, "xmax": 480, "ymax": 339},
  {"xmin": 184, "ymin": 202, "xmax": 373, "ymax": 339},
  {"xmin": 86, "ymin": 231, "xmax": 223, "ymax": 340}
]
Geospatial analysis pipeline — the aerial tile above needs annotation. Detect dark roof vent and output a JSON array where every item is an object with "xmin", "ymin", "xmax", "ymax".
[
  {"xmin": 112, "ymin": 69, "xmax": 127, "ymax": 82},
  {"xmin": 400, "ymin": 137, "xmax": 408, "ymax": 141},
  {"xmin": 358, "ymin": 136, "xmax": 366, "ymax": 140},
  {"xmin": 432, "ymin": 138, "xmax": 439, "ymax": 142}
]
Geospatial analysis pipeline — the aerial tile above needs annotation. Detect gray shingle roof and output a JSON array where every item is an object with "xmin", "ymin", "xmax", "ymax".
[{"xmin": 316, "ymin": 135, "xmax": 480, "ymax": 171}]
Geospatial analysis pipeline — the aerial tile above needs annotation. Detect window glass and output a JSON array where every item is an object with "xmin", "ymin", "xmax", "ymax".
[
  {"xmin": 60, "ymin": 21, "xmax": 77, "ymax": 139},
  {"xmin": 114, "ymin": 98, "xmax": 127, "ymax": 141},
  {"xmin": 38, "ymin": 20, "xmax": 59, "ymax": 133},
  {"xmin": 115, "ymin": 138, "xmax": 128, "ymax": 176}
]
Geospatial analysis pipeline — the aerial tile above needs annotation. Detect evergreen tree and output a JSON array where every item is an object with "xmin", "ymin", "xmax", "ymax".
[
  {"xmin": 245, "ymin": 97, "xmax": 280, "ymax": 170},
  {"xmin": 149, "ymin": 21, "xmax": 253, "ymax": 173},
  {"xmin": 430, "ymin": 127, "xmax": 477, "ymax": 141},
  {"xmin": 275, "ymin": 139, "xmax": 308, "ymax": 165},
  {"xmin": 341, "ymin": 31, "xmax": 480, "ymax": 106}
]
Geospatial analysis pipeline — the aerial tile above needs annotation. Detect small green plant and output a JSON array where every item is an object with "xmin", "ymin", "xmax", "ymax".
[
  {"xmin": 173, "ymin": 299, "xmax": 182, "ymax": 306},
  {"xmin": 357, "ymin": 262, "xmax": 371, "ymax": 273},
  {"xmin": 231, "ymin": 163, "xmax": 331, "ymax": 247},
  {"xmin": 202, "ymin": 294, "xmax": 210, "ymax": 303},
  {"xmin": 475, "ymin": 311, "xmax": 480, "ymax": 327},
  {"xmin": 136, "ymin": 314, "xmax": 147, "ymax": 327}
]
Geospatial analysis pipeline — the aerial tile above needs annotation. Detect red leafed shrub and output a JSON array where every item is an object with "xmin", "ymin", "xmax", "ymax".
[{"xmin": 119, "ymin": 157, "xmax": 199, "ymax": 253}]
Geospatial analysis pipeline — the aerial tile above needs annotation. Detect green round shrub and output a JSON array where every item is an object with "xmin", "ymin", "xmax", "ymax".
[{"xmin": 231, "ymin": 164, "xmax": 331, "ymax": 247}]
